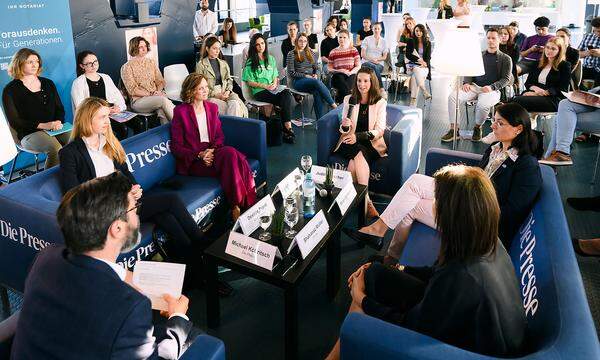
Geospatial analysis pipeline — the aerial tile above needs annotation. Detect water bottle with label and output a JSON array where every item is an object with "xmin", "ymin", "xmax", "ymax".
[{"xmin": 303, "ymin": 173, "xmax": 316, "ymax": 218}]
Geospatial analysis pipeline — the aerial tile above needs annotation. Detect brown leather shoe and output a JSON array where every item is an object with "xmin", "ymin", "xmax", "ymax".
[{"xmin": 539, "ymin": 151, "xmax": 573, "ymax": 166}]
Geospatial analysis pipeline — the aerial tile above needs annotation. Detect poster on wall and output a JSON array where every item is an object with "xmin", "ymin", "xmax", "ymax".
[
  {"xmin": 0, "ymin": 0, "xmax": 76, "ymax": 122},
  {"xmin": 125, "ymin": 27, "xmax": 160, "ymax": 66}
]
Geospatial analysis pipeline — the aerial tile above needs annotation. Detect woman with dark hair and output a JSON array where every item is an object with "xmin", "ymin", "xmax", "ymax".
[
  {"xmin": 286, "ymin": 33, "xmax": 337, "ymax": 120},
  {"xmin": 327, "ymin": 16, "xmax": 339, "ymax": 31},
  {"xmin": 332, "ymin": 67, "xmax": 387, "ymax": 218},
  {"xmin": 405, "ymin": 24, "xmax": 431, "ymax": 106},
  {"xmin": 242, "ymin": 33, "xmax": 295, "ymax": 143},
  {"xmin": 499, "ymin": 26, "xmax": 519, "ymax": 88},
  {"xmin": 281, "ymin": 21, "xmax": 299, "ymax": 69},
  {"xmin": 217, "ymin": 18, "xmax": 237, "ymax": 45},
  {"xmin": 345, "ymin": 102, "xmax": 542, "ymax": 259},
  {"xmin": 327, "ymin": 164, "xmax": 526, "ymax": 359},
  {"xmin": 71, "ymin": 50, "xmax": 144, "ymax": 139},
  {"xmin": 396, "ymin": 16, "xmax": 415, "ymax": 67}
]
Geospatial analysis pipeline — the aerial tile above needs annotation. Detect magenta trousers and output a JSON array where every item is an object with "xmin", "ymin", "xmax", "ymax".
[{"xmin": 189, "ymin": 146, "xmax": 257, "ymax": 208}]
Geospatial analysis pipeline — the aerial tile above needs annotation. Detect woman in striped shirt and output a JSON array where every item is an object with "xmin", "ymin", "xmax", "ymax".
[
  {"xmin": 328, "ymin": 30, "xmax": 361, "ymax": 103},
  {"xmin": 287, "ymin": 33, "xmax": 337, "ymax": 120}
]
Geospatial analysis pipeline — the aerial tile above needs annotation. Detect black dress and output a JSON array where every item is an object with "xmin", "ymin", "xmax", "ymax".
[{"xmin": 334, "ymin": 103, "xmax": 380, "ymax": 163}]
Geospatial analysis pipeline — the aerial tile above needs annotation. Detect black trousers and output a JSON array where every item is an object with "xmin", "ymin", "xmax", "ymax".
[
  {"xmin": 110, "ymin": 118, "xmax": 146, "ymax": 140},
  {"xmin": 232, "ymin": 79, "xmax": 246, "ymax": 103},
  {"xmin": 331, "ymin": 73, "xmax": 356, "ymax": 103},
  {"xmin": 254, "ymin": 89, "xmax": 294, "ymax": 123},
  {"xmin": 510, "ymin": 95, "xmax": 560, "ymax": 112}
]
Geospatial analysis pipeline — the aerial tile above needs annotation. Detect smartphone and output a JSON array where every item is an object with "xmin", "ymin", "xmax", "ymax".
[{"xmin": 588, "ymin": 46, "xmax": 597, "ymax": 51}]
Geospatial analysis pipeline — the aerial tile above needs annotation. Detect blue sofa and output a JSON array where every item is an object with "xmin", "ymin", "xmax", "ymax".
[
  {"xmin": 317, "ymin": 104, "xmax": 422, "ymax": 196},
  {"xmin": 340, "ymin": 148, "xmax": 600, "ymax": 359},
  {"xmin": 0, "ymin": 116, "xmax": 267, "ymax": 294}
]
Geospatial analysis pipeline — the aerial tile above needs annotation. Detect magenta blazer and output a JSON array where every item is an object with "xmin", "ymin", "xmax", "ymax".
[{"xmin": 170, "ymin": 101, "xmax": 225, "ymax": 175}]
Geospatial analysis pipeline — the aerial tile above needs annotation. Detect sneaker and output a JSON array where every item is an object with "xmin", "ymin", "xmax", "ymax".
[
  {"xmin": 539, "ymin": 151, "xmax": 573, "ymax": 166},
  {"xmin": 471, "ymin": 126, "xmax": 482, "ymax": 142},
  {"xmin": 441, "ymin": 128, "xmax": 458, "ymax": 142}
]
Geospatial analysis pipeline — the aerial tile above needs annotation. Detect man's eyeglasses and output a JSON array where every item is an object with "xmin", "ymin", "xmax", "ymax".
[{"xmin": 125, "ymin": 200, "xmax": 142, "ymax": 215}]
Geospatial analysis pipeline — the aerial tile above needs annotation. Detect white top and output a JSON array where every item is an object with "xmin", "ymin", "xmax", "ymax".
[
  {"xmin": 71, "ymin": 73, "xmax": 127, "ymax": 113},
  {"xmin": 83, "ymin": 135, "xmax": 116, "ymax": 178},
  {"xmin": 538, "ymin": 66, "xmax": 551, "ymax": 85},
  {"xmin": 94, "ymin": 257, "xmax": 127, "ymax": 281},
  {"xmin": 362, "ymin": 35, "xmax": 388, "ymax": 62},
  {"xmin": 195, "ymin": 109, "xmax": 210, "ymax": 143},
  {"xmin": 193, "ymin": 9, "xmax": 218, "ymax": 38}
]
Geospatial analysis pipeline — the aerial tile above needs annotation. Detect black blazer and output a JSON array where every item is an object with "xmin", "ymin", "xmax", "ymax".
[
  {"xmin": 436, "ymin": 5, "xmax": 453, "ymax": 19},
  {"xmin": 58, "ymin": 137, "xmax": 136, "ymax": 193},
  {"xmin": 10, "ymin": 245, "xmax": 193, "ymax": 359},
  {"xmin": 524, "ymin": 60, "xmax": 571, "ymax": 99},
  {"xmin": 480, "ymin": 144, "xmax": 542, "ymax": 246}
]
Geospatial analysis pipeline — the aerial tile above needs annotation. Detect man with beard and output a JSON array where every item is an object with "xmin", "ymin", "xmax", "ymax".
[
  {"xmin": 193, "ymin": 0, "xmax": 218, "ymax": 41},
  {"xmin": 10, "ymin": 172, "xmax": 197, "ymax": 359}
]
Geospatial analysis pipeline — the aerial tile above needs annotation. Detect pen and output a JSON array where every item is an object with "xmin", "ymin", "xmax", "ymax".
[{"xmin": 281, "ymin": 258, "xmax": 299, "ymax": 277}]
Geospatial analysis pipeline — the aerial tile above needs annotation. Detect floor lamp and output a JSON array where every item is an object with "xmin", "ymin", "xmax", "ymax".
[
  {"xmin": 0, "ymin": 108, "xmax": 18, "ymax": 184},
  {"xmin": 431, "ymin": 29, "xmax": 484, "ymax": 150}
]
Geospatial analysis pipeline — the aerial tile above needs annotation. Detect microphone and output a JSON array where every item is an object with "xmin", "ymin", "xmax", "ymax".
[{"xmin": 342, "ymin": 96, "xmax": 357, "ymax": 132}]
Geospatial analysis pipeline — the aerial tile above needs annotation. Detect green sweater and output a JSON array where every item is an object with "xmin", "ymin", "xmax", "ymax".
[{"xmin": 242, "ymin": 55, "xmax": 279, "ymax": 95}]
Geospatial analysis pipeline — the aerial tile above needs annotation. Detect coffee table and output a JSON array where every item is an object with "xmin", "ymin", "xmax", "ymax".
[{"xmin": 203, "ymin": 183, "xmax": 368, "ymax": 360}]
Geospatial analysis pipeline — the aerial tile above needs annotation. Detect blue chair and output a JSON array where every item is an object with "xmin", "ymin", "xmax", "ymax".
[
  {"xmin": 316, "ymin": 104, "xmax": 422, "ymax": 196},
  {"xmin": 339, "ymin": 148, "xmax": 600, "ymax": 359}
]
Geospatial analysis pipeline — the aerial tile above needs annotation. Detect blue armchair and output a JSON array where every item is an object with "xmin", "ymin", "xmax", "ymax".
[
  {"xmin": 339, "ymin": 148, "xmax": 600, "ymax": 359},
  {"xmin": 316, "ymin": 105, "xmax": 422, "ymax": 196}
]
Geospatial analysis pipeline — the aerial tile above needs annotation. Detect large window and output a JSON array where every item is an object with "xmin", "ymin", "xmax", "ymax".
[{"xmin": 216, "ymin": 0, "xmax": 257, "ymax": 23}]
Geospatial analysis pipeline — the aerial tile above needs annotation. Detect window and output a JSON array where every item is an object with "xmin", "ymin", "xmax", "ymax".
[{"xmin": 215, "ymin": 0, "xmax": 257, "ymax": 23}]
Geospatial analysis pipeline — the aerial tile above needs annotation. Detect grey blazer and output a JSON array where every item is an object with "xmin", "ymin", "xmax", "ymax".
[{"xmin": 464, "ymin": 50, "xmax": 513, "ymax": 91}]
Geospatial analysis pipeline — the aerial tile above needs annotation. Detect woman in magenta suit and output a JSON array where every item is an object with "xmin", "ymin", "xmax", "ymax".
[{"xmin": 170, "ymin": 73, "xmax": 256, "ymax": 220}]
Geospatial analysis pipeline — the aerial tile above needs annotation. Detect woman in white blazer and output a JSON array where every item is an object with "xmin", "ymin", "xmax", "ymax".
[
  {"xmin": 71, "ymin": 50, "xmax": 142, "ymax": 139},
  {"xmin": 333, "ymin": 67, "xmax": 387, "ymax": 218}
]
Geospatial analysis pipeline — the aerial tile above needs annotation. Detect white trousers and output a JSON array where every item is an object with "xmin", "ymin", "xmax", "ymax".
[
  {"xmin": 408, "ymin": 66, "xmax": 429, "ymax": 99},
  {"xmin": 447, "ymin": 88, "xmax": 500, "ymax": 127},
  {"xmin": 131, "ymin": 95, "xmax": 175, "ymax": 124},
  {"xmin": 209, "ymin": 85, "xmax": 248, "ymax": 117}
]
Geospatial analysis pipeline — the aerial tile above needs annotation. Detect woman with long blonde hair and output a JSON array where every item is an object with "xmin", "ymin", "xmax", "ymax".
[{"xmin": 436, "ymin": 0, "xmax": 453, "ymax": 19}]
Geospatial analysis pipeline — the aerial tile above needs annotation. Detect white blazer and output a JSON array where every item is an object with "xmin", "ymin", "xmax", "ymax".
[
  {"xmin": 71, "ymin": 73, "xmax": 126, "ymax": 113},
  {"xmin": 335, "ymin": 94, "xmax": 387, "ymax": 157}
]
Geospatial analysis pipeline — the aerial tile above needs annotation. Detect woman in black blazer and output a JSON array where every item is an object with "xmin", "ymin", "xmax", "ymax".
[
  {"xmin": 511, "ymin": 37, "xmax": 571, "ymax": 112},
  {"xmin": 436, "ymin": 0, "xmax": 453, "ymax": 19},
  {"xmin": 344, "ymin": 103, "xmax": 542, "ymax": 261},
  {"xmin": 405, "ymin": 24, "xmax": 432, "ymax": 106}
]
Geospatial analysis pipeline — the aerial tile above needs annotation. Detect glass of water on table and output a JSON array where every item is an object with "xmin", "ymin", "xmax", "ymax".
[{"xmin": 259, "ymin": 213, "xmax": 272, "ymax": 241}]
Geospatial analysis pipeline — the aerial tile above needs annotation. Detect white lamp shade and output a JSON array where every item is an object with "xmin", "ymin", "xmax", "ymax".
[
  {"xmin": 0, "ymin": 107, "xmax": 18, "ymax": 167},
  {"xmin": 431, "ymin": 29, "xmax": 485, "ymax": 77}
]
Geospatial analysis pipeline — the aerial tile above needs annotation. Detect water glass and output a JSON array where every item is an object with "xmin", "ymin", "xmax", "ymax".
[
  {"xmin": 284, "ymin": 196, "xmax": 296, "ymax": 211},
  {"xmin": 259, "ymin": 214, "xmax": 272, "ymax": 241},
  {"xmin": 284, "ymin": 207, "xmax": 299, "ymax": 239}
]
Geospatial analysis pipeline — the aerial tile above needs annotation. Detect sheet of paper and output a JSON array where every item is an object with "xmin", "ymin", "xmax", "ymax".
[{"xmin": 132, "ymin": 261, "xmax": 186, "ymax": 311}]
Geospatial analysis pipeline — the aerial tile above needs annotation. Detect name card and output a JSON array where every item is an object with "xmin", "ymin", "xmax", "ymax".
[
  {"xmin": 273, "ymin": 168, "xmax": 302, "ymax": 199},
  {"xmin": 311, "ymin": 166, "xmax": 352, "ymax": 188},
  {"xmin": 225, "ymin": 231, "xmax": 282, "ymax": 271},
  {"xmin": 311, "ymin": 165, "xmax": 327, "ymax": 184},
  {"xmin": 237, "ymin": 195, "xmax": 276, "ymax": 235},
  {"xmin": 335, "ymin": 182, "xmax": 357, "ymax": 216},
  {"xmin": 294, "ymin": 210, "xmax": 329, "ymax": 259}
]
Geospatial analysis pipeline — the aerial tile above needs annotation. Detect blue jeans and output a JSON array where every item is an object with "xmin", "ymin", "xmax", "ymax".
[
  {"xmin": 362, "ymin": 62, "xmax": 384, "ymax": 88},
  {"xmin": 292, "ymin": 77, "xmax": 335, "ymax": 120},
  {"xmin": 545, "ymin": 99, "xmax": 600, "ymax": 156}
]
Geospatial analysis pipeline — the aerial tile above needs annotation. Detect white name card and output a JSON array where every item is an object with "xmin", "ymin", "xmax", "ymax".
[
  {"xmin": 335, "ymin": 181, "xmax": 357, "ymax": 216},
  {"xmin": 225, "ymin": 231, "xmax": 282, "ymax": 271},
  {"xmin": 237, "ymin": 195, "xmax": 276, "ymax": 235},
  {"xmin": 294, "ymin": 210, "xmax": 329, "ymax": 259},
  {"xmin": 273, "ymin": 168, "xmax": 302, "ymax": 199},
  {"xmin": 311, "ymin": 165, "xmax": 327, "ymax": 184},
  {"xmin": 311, "ymin": 166, "xmax": 352, "ymax": 188}
]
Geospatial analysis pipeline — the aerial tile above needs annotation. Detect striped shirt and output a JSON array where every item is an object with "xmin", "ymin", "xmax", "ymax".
[
  {"xmin": 578, "ymin": 33, "xmax": 600, "ymax": 72},
  {"xmin": 328, "ymin": 46, "xmax": 360, "ymax": 71},
  {"xmin": 286, "ymin": 50, "xmax": 318, "ymax": 79}
]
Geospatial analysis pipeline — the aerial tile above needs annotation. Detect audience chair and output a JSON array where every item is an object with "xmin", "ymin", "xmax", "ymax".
[
  {"xmin": 288, "ymin": 86, "xmax": 316, "ymax": 126},
  {"xmin": 6, "ymin": 124, "xmax": 43, "ymax": 183},
  {"xmin": 380, "ymin": 52, "xmax": 395, "ymax": 93},
  {"xmin": 164, "ymin": 64, "xmax": 189, "ymax": 102},
  {"xmin": 240, "ymin": 80, "xmax": 278, "ymax": 119},
  {"xmin": 592, "ymin": 133, "xmax": 600, "ymax": 184},
  {"xmin": 117, "ymin": 77, "xmax": 158, "ymax": 132},
  {"xmin": 571, "ymin": 59, "xmax": 583, "ymax": 91}
]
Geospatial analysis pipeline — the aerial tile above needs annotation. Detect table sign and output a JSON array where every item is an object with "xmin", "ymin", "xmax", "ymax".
[
  {"xmin": 334, "ymin": 181, "xmax": 356, "ymax": 216},
  {"xmin": 272, "ymin": 168, "xmax": 302, "ymax": 199},
  {"xmin": 311, "ymin": 165, "xmax": 327, "ymax": 184},
  {"xmin": 311, "ymin": 166, "xmax": 352, "ymax": 188},
  {"xmin": 237, "ymin": 195, "xmax": 276, "ymax": 235},
  {"xmin": 225, "ymin": 231, "xmax": 282, "ymax": 271},
  {"xmin": 293, "ymin": 210, "xmax": 329, "ymax": 259}
]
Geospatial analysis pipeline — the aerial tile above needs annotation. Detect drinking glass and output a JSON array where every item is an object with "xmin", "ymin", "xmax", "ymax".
[
  {"xmin": 259, "ymin": 214, "xmax": 272, "ymax": 241},
  {"xmin": 301, "ymin": 155, "xmax": 312, "ymax": 174},
  {"xmin": 284, "ymin": 196, "xmax": 296, "ymax": 211},
  {"xmin": 284, "ymin": 207, "xmax": 299, "ymax": 239}
]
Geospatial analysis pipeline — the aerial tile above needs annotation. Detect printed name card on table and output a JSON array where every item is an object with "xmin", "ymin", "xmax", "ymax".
[
  {"xmin": 236, "ymin": 195, "xmax": 276, "ymax": 235},
  {"xmin": 294, "ymin": 210, "xmax": 330, "ymax": 259},
  {"xmin": 334, "ymin": 181, "xmax": 357, "ymax": 216},
  {"xmin": 311, "ymin": 166, "xmax": 352, "ymax": 188},
  {"xmin": 225, "ymin": 231, "xmax": 282, "ymax": 271},
  {"xmin": 272, "ymin": 168, "xmax": 302, "ymax": 199}
]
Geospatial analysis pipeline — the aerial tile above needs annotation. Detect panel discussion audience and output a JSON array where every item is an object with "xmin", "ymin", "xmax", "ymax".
[
  {"xmin": 453, "ymin": 0, "xmax": 471, "ymax": 26},
  {"xmin": 242, "ymin": 28, "xmax": 260, "ymax": 64},
  {"xmin": 512, "ymin": 37, "xmax": 571, "ymax": 113},
  {"xmin": 345, "ymin": 103, "xmax": 542, "ymax": 260},
  {"xmin": 2, "ymin": 48, "xmax": 70, "ymax": 169},
  {"xmin": 328, "ymin": 30, "xmax": 361, "ymax": 103},
  {"xmin": 540, "ymin": 86, "xmax": 600, "ymax": 166},
  {"xmin": 356, "ymin": 17, "xmax": 373, "ymax": 57},
  {"xmin": 396, "ymin": 16, "xmax": 415, "ymax": 68},
  {"xmin": 517, "ymin": 16, "xmax": 552, "ymax": 75},
  {"xmin": 437, "ymin": 0, "xmax": 453, "ymax": 19},
  {"xmin": 329, "ymin": 164, "xmax": 527, "ymax": 359},
  {"xmin": 242, "ymin": 33, "xmax": 296, "ymax": 143},
  {"xmin": 71, "ymin": 50, "xmax": 144, "ymax": 140},
  {"xmin": 332, "ymin": 67, "xmax": 387, "ymax": 219},
  {"xmin": 499, "ymin": 26, "xmax": 520, "ymax": 88},
  {"xmin": 302, "ymin": 18, "xmax": 319, "ymax": 52},
  {"xmin": 196, "ymin": 36, "xmax": 248, "ymax": 117},
  {"xmin": 281, "ymin": 21, "xmax": 299, "ymax": 69},
  {"xmin": 286, "ymin": 33, "xmax": 337, "ymax": 120},
  {"xmin": 327, "ymin": 16, "xmax": 339, "ymax": 32},
  {"xmin": 361, "ymin": 22, "xmax": 388, "ymax": 91},
  {"xmin": 556, "ymin": 27, "xmax": 581, "ymax": 70},
  {"xmin": 10, "ymin": 172, "xmax": 197, "ymax": 359},
  {"xmin": 320, "ymin": 22, "xmax": 340, "ymax": 75},
  {"xmin": 193, "ymin": 0, "xmax": 218, "ymax": 41},
  {"xmin": 578, "ymin": 16, "xmax": 600, "ymax": 88},
  {"xmin": 339, "ymin": 18, "xmax": 352, "ymax": 40},
  {"xmin": 121, "ymin": 36, "xmax": 175, "ymax": 124},
  {"xmin": 405, "ymin": 24, "xmax": 432, "ymax": 106},
  {"xmin": 217, "ymin": 17, "xmax": 237, "ymax": 46},
  {"xmin": 441, "ymin": 28, "xmax": 512, "ymax": 142},
  {"xmin": 171, "ymin": 74, "xmax": 257, "ymax": 221},
  {"xmin": 508, "ymin": 21, "xmax": 527, "ymax": 50},
  {"xmin": 58, "ymin": 97, "xmax": 214, "ymax": 292}
]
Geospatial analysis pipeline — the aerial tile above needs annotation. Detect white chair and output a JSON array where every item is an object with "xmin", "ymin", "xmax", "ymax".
[
  {"xmin": 7, "ymin": 125, "xmax": 44, "ymax": 183},
  {"xmin": 241, "ymin": 79, "xmax": 275, "ymax": 118},
  {"xmin": 164, "ymin": 64, "xmax": 189, "ymax": 102}
]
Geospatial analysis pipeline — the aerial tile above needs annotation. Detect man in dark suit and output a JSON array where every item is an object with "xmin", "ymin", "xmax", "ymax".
[{"xmin": 10, "ymin": 172, "xmax": 196, "ymax": 359}]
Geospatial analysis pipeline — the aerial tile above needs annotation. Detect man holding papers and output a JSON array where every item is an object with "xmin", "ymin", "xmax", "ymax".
[{"xmin": 11, "ymin": 172, "xmax": 197, "ymax": 359}]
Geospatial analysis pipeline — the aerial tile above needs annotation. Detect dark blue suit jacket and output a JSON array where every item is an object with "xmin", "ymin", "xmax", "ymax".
[{"xmin": 10, "ymin": 245, "xmax": 192, "ymax": 359}]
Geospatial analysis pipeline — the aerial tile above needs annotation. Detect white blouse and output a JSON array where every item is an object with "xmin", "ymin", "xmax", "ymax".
[
  {"xmin": 538, "ymin": 66, "xmax": 551, "ymax": 85},
  {"xmin": 83, "ymin": 135, "xmax": 115, "ymax": 177},
  {"xmin": 195, "ymin": 110, "xmax": 210, "ymax": 143}
]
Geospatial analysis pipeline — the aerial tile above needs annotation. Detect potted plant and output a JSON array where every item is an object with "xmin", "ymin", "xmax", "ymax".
[{"xmin": 323, "ymin": 166, "xmax": 335, "ymax": 194}]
